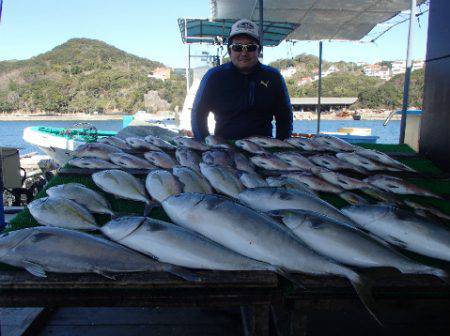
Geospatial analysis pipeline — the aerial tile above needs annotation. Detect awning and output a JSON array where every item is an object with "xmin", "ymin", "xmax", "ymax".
[
  {"xmin": 210, "ymin": 0, "xmax": 427, "ymax": 41},
  {"xmin": 177, "ymin": 18, "xmax": 299, "ymax": 46}
]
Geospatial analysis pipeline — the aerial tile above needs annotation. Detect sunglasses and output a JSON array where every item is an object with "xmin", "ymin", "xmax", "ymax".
[{"xmin": 230, "ymin": 43, "xmax": 259, "ymax": 52}]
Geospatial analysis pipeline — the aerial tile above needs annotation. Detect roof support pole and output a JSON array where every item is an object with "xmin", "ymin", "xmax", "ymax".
[
  {"xmin": 316, "ymin": 41, "xmax": 323, "ymax": 134},
  {"xmin": 184, "ymin": 18, "xmax": 191, "ymax": 93},
  {"xmin": 399, "ymin": 0, "xmax": 416, "ymax": 144},
  {"xmin": 259, "ymin": 0, "xmax": 264, "ymax": 55},
  {"xmin": 0, "ymin": 149, "xmax": 5, "ymax": 230}
]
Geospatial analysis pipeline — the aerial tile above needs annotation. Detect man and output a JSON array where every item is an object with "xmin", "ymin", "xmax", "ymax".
[{"xmin": 191, "ymin": 19, "xmax": 293, "ymax": 141}]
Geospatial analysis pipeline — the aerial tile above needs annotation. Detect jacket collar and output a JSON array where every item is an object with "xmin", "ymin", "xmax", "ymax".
[{"xmin": 229, "ymin": 61, "xmax": 261, "ymax": 75}]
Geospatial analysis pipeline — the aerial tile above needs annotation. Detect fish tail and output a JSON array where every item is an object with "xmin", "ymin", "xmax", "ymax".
[
  {"xmin": 165, "ymin": 264, "xmax": 202, "ymax": 282},
  {"xmin": 347, "ymin": 270, "xmax": 384, "ymax": 326},
  {"xmin": 422, "ymin": 267, "xmax": 449, "ymax": 285}
]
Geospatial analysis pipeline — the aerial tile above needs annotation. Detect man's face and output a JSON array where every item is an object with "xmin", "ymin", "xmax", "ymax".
[{"xmin": 229, "ymin": 35, "xmax": 259, "ymax": 74}]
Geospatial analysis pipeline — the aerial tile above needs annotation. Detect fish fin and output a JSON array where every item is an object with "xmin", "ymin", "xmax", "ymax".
[
  {"xmin": 388, "ymin": 235, "xmax": 408, "ymax": 249},
  {"xmin": 165, "ymin": 265, "xmax": 202, "ymax": 282},
  {"xmin": 348, "ymin": 272, "xmax": 383, "ymax": 326},
  {"xmin": 274, "ymin": 267, "xmax": 305, "ymax": 289},
  {"xmin": 143, "ymin": 201, "xmax": 160, "ymax": 217},
  {"xmin": 95, "ymin": 270, "xmax": 117, "ymax": 280},
  {"xmin": 23, "ymin": 260, "xmax": 47, "ymax": 278}
]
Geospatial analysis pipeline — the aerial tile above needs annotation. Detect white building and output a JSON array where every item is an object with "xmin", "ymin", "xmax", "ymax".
[{"xmin": 280, "ymin": 66, "xmax": 297, "ymax": 78}]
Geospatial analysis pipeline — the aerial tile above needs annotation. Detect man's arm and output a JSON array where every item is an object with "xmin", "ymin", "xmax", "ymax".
[
  {"xmin": 191, "ymin": 74, "xmax": 212, "ymax": 141},
  {"xmin": 274, "ymin": 74, "xmax": 293, "ymax": 140}
]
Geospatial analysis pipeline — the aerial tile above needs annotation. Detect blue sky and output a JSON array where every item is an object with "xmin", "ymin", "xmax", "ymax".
[{"xmin": 0, "ymin": 0, "xmax": 429, "ymax": 68}]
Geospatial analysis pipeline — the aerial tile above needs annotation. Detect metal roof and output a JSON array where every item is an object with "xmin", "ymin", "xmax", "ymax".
[
  {"xmin": 177, "ymin": 18, "xmax": 299, "ymax": 46},
  {"xmin": 210, "ymin": 0, "xmax": 427, "ymax": 41},
  {"xmin": 291, "ymin": 97, "xmax": 358, "ymax": 105}
]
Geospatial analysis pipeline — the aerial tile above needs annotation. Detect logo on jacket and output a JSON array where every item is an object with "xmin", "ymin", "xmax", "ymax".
[{"xmin": 260, "ymin": 80, "xmax": 269, "ymax": 88}]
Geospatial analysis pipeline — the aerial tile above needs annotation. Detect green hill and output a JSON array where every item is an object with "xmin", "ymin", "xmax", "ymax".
[{"xmin": 0, "ymin": 38, "xmax": 186, "ymax": 114}]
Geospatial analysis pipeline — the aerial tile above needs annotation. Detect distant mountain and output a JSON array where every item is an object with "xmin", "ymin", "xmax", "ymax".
[
  {"xmin": 269, "ymin": 54, "xmax": 424, "ymax": 109},
  {"xmin": 0, "ymin": 38, "xmax": 186, "ymax": 114}
]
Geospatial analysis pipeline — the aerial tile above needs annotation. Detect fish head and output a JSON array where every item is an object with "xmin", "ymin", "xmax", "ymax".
[
  {"xmin": 161, "ymin": 192, "xmax": 206, "ymax": 222},
  {"xmin": 0, "ymin": 229, "xmax": 34, "ymax": 258},
  {"xmin": 341, "ymin": 205, "xmax": 390, "ymax": 228},
  {"xmin": 101, "ymin": 216, "xmax": 146, "ymax": 241},
  {"xmin": 28, "ymin": 197, "xmax": 52, "ymax": 212}
]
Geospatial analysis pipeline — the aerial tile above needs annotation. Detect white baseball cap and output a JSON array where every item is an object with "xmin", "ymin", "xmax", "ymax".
[{"xmin": 229, "ymin": 19, "xmax": 260, "ymax": 43}]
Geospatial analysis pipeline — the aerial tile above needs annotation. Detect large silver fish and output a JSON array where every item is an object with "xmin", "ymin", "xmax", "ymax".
[
  {"xmin": 238, "ymin": 187, "xmax": 354, "ymax": 225},
  {"xmin": 204, "ymin": 135, "xmax": 232, "ymax": 149},
  {"xmin": 144, "ymin": 135, "xmax": 176, "ymax": 150},
  {"xmin": 92, "ymin": 169, "xmax": 149, "ymax": 203},
  {"xmin": 246, "ymin": 136, "xmax": 294, "ymax": 148},
  {"xmin": 274, "ymin": 152, "xmax": 317, "ymax": 170},
  {"xmin": 144, "ymin": 151, "xmax": 177, "ymax": 169},
  {"xmin": 202, "ymin": 150, "xmax": 233, "ymax": 167},
  {"xmin": 285, "ymin": 137, "xmax": 328, "ymax": 151},
  {"xmin": 0, "ymin": 227, "xmax": 198, "ymax": 281},
  {"xmin": 266, "ymin": 176, "xmax": 318, "ymax": 197},
  {"xmin": 273, "ymin": 209, "xmax": 447, "ymax": 280},
  {"xmin": 72, "ymin": 143, "xmax": 123, "ymax": 160},
  {"xmin": 199, "ymin": 163, "xmax": 244, "ymax": 198},
  {"xmin": 239, "ymin": 171, "xmax": 268, "ymax": 189},
  {"xmin": 98, "ymin": 136, "xmax": 133, "ymax": 151},
  {"xmin": 101, "ymin": 216, "xmax": 274, "ymax": 271},
  {"xmin": 28, "ymin": 197, "xmax": 98, "ymax": 230},
  {"xmin": 250, "ymin": 154, "xmax": 298, "ymax": 171},
  {"xmin": 175, "ymin": 146, "xmax": 201, "ymax": 172},
  {"xmin": 336, "ymin": 153, "xmax": 396, "ymax": 172},
  {"xmin": 342, "ymin": 204, "xmax": 450, "ymax": 262},
  {"xmin": 234, "ymin": 139, "xmax": 267, "ymax": 155},
  {"xmin": 404, "ymin": 200, "xmax": 450, "ymax": 221},
  {"xmin": 355, "ymin": 148, "xmax": 415, "ymax": 172},
  {"xmin": 310, "ymin": 154, "xmax": 367, "ymax": 173},
  {"xmin": 364, "ymin": 175, "xmax": 442, "ymax": 198},
  {"xmin": 68, "ymin": 157, "xmax": 120, "ymax": 169},
  {"xmin": 109, "ymin": 152, "xmax": 156, "ymax": 169},
  {"xmin": 233, "ymin": 152, "xmax": 256, "ymax": 173},
  {"xmin": 125, "ymin": 137, "xmax": 160, "ymax": 151},
  {"xmin": 314, "ymin": 135, "xmax": 356, "ymax": 152},
  {"xmin": 145, "ymin": 169, "xmax": 183, "ymax": 202},
  {"xmin": 162, "ymin": 193, "xmax": 381, "ymax": 323},
  {"xmin": 172, "ymin": 166, "xmax": 213, "ymax": 194},
  {"xmin": 283, "ymin": 172, "xmax": 343, "ymax": 194},
  {"xmin": 173, "ymin": 136, "xmax": 209, "ymax": 151},
  {"xmin": 46, "ymin": 183, "xmax": 113, "ymax": 215},
  {"xmin": 310, "ymin": 167, "xmax": 373, "ymax": 191}
]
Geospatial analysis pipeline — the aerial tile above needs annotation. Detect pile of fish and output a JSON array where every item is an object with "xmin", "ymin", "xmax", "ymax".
[{"xmin": 2, "ymin": 133, "xmax": 449, "ymax": 324}]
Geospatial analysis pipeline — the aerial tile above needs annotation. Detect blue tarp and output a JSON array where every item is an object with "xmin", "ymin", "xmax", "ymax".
[{"xmin": 178, "ymin": 18, "xmax": 299, "ymax": 47}]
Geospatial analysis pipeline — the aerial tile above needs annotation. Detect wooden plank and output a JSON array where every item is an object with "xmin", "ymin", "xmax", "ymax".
[
  {"xmin": 0, "ymin": 308, "xmax": 54, "ymax": 336},
  {"xmin": 240, "ymin": 305, "xmax": 269, "ymax": 336}
]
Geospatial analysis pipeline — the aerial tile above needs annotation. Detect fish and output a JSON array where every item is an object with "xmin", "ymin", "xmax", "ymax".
[
  {"xmin": 204, "ymin": 135, "xmax": 232, "ymax": 149},
  {"xmin": 172, "ymin": 166, "xmax": 213, "ymax": 194},
  {"xmin": 68, "ymin": 157, "xmax": 120, "ymax": 169},
  {"xmin": 250, "ymin": 154, "xmax": 299, "ymax": 171},
  {"xmin": 98, "ymin": 136, "xmax": 133, "ymax": 151},
  {"xmin": 237, "ymin": 187, "xmax": 355, "ymax": 225},
  {"xmin": 72, "ymin": 143, "xmax": 123, "ymax": 160},
  {"xmin": 239, "ymin": 171, "xmax": 268, "ymax": 188},
  {"xmin": 313, "ymin": 135, "xmax": 356, "ymax": 152},
  {"xmin": 273, "ymin": 209, "xmax": 447, "ymax": 281},
  {"xmin": 342, "ymin": 204, "xmax": 450, "ymax": 262},
  {"xmin": 46, "ymin": 183, "xmax": 113, "ymax": 215},
  {"xmin": 92, "ymin": 169, "xmax": 150, "ymax": 203},
  {"xmin": 125, "ymin": 137, "xmax": 161, "ymax": 151},
  {"xmin": 233, "ymin": 152, "xmax": 256, "ymax": 173},
  {"xmin": 285, "ymin": 137, "xmax": 328, "ymax": 152},
  {"xmin": 144, "ymin": 151, "xmax": 178, "ymax": 169},
  {"xmin": 234, "ymin": 139, "xmax": 267, "ymax": 155},
  {"xmin": 310, "ymin": 167, "xmax": 374, "ymax": 191},
  {"xmin": 162, "ymin": 193, "xmax": 382, "ymax": 324},
  {"xmin": 364, "ymin": 175, "xmax": 442, "ymax": 198},
  {"xmin": 144, "ymin": 135, "xmax": 176, "ymax": 150},
  {"xmin": 266, "ymin": 176, "xmax": 318, "ymax": 197},
  {"xmin": 199, "ymin": 163, "xmax": 244, "ymax": 198},
  {"xmin": 336, "ymin": 153, "xmax": 397, "ymax": 172},
  {"xmin": 338, "ymin": 191, "xmax": 371, "ymax": 205},
  {"xmin": 202, "ymin": 150, "xmax": 233, "ymax": 167},
  {"xmin": 0, "ymin": 227, "xmax": 198, "ymax": 281},
  {"xmin": 175, "ymin": 146, "xmax": 201, "ymax": 173},
  {"xmin": 173, "ymin": 136, "xmax": 209, "ymax": 151},
  {"xmin": 101, "ymin": 216, "xmax": 276, "ymax": 271},
  {"xmin": 28, "ymin": 197, "xmax": 98, "ymax": 230},
  {"xmin": 310, "ymin": 154, "xmax": 367, "ymax": 173},
  {"xmin": 274, "ymin": 152, "xmax": 317, "ymax": 170},
  {"xmin": 404, "ymin": 200, "xmax": 450, "ymax": 221},
  {"xmin": 145, "ymin": 169, "xmax": 183, "ymax": 202},
  {"xmin": 109, "ymin": 153, "xmax": 156, "ymax": 169},
  {"xmin": 283, "ymin": 172, "xmax": 343, "ymax": 194},
  {"xmin": 245, "ymin": 136, "xmax": 294, "ymax": 148},
  {"xmin": 355, "ymin": 148, "xmax": 416, "ymax": 172}
]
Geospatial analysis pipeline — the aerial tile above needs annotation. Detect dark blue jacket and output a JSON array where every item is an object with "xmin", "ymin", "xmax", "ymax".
[{"xmin": 191, "ymin": 62, "xmax": 293, "ymax": 140}]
